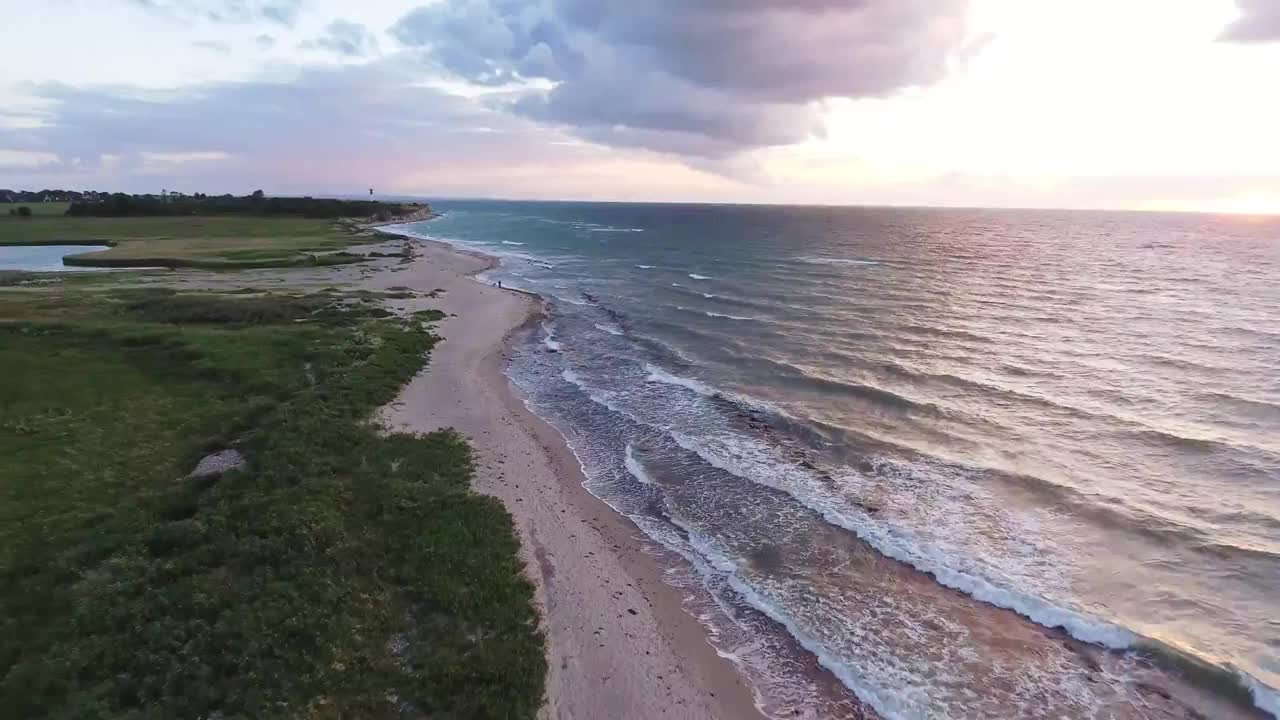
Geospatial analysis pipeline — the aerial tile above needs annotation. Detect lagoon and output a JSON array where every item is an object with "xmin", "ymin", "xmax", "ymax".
[{"xmin": 0, "ymin": 245, "xmax": 108, "ymax": 272}]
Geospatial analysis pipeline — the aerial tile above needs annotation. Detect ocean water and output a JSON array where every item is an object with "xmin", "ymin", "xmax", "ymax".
[{"xmin": 397, "ymin": 202, "xmax": 1280, "ymax": 719}]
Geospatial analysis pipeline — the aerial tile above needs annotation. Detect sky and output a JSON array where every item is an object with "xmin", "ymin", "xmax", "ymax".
[{"xmin": 2, "ymin": 0, "xmax": 1279, "ymax": 213}]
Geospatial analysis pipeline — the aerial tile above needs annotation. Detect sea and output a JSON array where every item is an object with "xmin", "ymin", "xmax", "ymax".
[{"xmin": 394, "ymin": 201, "xmax": 1280, "ymax": 720}]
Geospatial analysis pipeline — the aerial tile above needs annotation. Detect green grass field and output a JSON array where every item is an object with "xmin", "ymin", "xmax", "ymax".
[
  {"xmin": 1, "ymin": 202, "xmax": 70, "ymax": 217},
  {"xmin": 0, "ymin": 288, "xmax": 545, "ymax": 718},
  {"xmin": 0, "ymin": 213, "xmax": 373, "ymax": 269}
]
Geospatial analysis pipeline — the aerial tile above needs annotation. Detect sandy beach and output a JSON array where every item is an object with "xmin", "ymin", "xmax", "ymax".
[{"xmin": 372, "ymin": 237, "xmax": 762, "ymax": 719}]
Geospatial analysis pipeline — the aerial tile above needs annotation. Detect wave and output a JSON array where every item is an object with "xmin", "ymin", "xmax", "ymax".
[
  {"xmin": 550, "ymin": 355, "xmax": 1280, "ymax": 719},
  {"xmin": 1132, "ymin": 426, "xmax": 1266, "ymax": 456},
  {"xmin": 1201, "ymin": 391, "xmax": 1280, "ymax": 419},
  {"xmin": 675, "ymin": 305, "xmax": 757, "ymax": 322},
  {"xmin": 501, "ymin": 241, "xmax": 525, "ymax": 245},
  {"xmin": 623, "ymin": 445, "xmax": 658, "ymax": 485},
  {"xmin": 689, "ymin": 273, "xmax": 712, "ymax": 280},
  {"xmin": 741, "ymin": 356, "xmax": 944, "ymax": 416},
  {"xmin": 644, "ymin": 363, "xmax": 719, "ymax": 397},
  {"xmin": 702, "ymin": 293, "xmax": 716, "ymax": 299},
  {"xmin": 535, "ymin": 218, "xmax": 642, "ymax": 233},
  {"xmin": 565, "ymin": 382, "xmax": 1121, "ymax": 655},
  {"xmin": 594, "ymin": 322, "xmax": 624, "ymax": 336},
  {"xmin": 1247, "ymin": 676, "xmax": 1280, "ymax": 719},
  {"xmin": 637, "ymin": 264, "xmax": 655, "ymax": 269},
  {"xmin": 679, "ymin": 525, "xmax": 930, "ymax": 720},
  {"xmin": 656, "ymin": 427, "xmax": 1176, "ymax": 664},
  {"xmin": 797, "ymin": 256, "xmax": 881, "ymax": 266},
  {"xmin": 658, "ymin": 420, "xmax": 1280, "ymax": 716}
]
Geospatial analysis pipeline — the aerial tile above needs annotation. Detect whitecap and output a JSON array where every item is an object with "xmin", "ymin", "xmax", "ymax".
[
  {"xmin": 1244, "ymin": 675, "xmax": 1280, "ymax": 719},
  {"xmin": 540, "ymin": 325, "xmax": 560, "ymax": 351},
  {"xmin": 594, "ymin": 323, "xmax": 624, "ymax": 336},
  {"xmin": 689, "ymin": 273, "xmax": 712, "ymax": 280},
  {"xmin": 663, "ymin": 427, "xmax": 1143, "ymax": 653},
  {"xmin": 637, "ymin": 265, "xmax": 655, "ymax": 269},
  {"xmin": 623, "ymin": 445, "xmax": 658, "ymax": 485},
  {"xmin": 644, "ymin": 363, "xmax": 718, "ymax": 397},
  {"xmin": 502, "ymin": 241, "xmax": 525, "ymax": 246}
]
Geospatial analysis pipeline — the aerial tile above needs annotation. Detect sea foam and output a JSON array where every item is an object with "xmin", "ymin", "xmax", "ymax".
[{"xmin": 645, "ymin": 363, "xmax": 718, "ymax": 397}]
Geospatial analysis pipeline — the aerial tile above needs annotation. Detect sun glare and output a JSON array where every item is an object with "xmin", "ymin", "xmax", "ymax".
[{"xmin": 1208, "ymin": 192, "xmax": 1280, "ymax": 217}]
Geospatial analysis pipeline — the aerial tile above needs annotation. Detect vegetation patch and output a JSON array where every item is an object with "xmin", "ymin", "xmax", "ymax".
[
  {"xmin": 0, "ymin": 290, "xmax": 545, "ymax": 718},
  {"xmin": 0, "ymin": 213, "xmax": 391, "ymax": 269}
]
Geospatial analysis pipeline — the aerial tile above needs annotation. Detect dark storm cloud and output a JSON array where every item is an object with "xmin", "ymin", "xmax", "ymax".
[
  {"xmin": 391, "ymin": 0, "xmax": 971, "ymax": 157},
  {"xmin": 128, "ymin": 0, "xmax": 304, "ymax": 26},
  {"xmin": 1220, "ymin": 0, "xmax": 1280, "ymax": 42},
  {"xmin": 306, "ymin": 20, "xmax": 379, "ymax": 57}
]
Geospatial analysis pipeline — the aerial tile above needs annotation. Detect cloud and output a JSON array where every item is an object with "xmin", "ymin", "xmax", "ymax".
[
  {"xmin": 306, "ymin": 20, "xmax": 379, "ymax": 58},
  {"xmin": 1220, "ymin": 0, "xmax": 1280, "ymax": 43},
  {"xmin": 1, "ymin": 61, "xmax": 686, "ymax": 197},
  {"xmin": 0, "ymin": 150, "xmax": 60, "ymax": 170},
  {"xmin": 194, "ymin": 40, "xmax": 232, "ymax": 54},
  {"xmin": 255, "ymin": 34, "xmax": 276, "ymax": 50},
  {"xmin": 391, "ymin": 0, "xmax": 971, "ymax": 158},
  {"xmin": 127, "ymin": 0, "xmax": 304, "ymax": 26}
]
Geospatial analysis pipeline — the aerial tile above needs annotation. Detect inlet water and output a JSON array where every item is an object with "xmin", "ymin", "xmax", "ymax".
[{"xmin": 0, "ymin": 245, "xmax": 108, "ymax": 272}]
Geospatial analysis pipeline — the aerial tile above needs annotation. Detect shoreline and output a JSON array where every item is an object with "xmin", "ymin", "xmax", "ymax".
[
  {"xmin": 367, "ymin": 229, "xmax": 1278, "ymax": 720},
  {"xmin": 371, "ymin": 235, "xmax": 764, "ymax": 719}
]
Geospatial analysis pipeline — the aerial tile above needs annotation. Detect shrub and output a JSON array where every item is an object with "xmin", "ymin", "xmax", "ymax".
[{"xmin": 16, "ymin": 206, "xmax": 31, "ymax": 217}]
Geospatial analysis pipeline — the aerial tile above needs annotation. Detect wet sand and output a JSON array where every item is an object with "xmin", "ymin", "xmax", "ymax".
[{"xmin": 373, "ymin": 237, "xmax": 763, "ymax": 719}]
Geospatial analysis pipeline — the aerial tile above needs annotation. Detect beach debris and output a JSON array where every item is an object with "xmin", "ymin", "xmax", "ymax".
[{"xmin": 188, "ymin": 449, "xmax": 245, "ymax": 479}]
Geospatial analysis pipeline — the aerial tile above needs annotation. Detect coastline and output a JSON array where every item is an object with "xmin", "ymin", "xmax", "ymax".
[
  {"xmin": 364, "ymin": 227, "xmax": 1279, "ymax": 720},
  {"xmin": 371, "ymin": 236, "xmax": 764, "ymax": 719}
]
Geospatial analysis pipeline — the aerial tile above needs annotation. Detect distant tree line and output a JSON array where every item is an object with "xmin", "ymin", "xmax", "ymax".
[
  {"xmin": 1, "ymin": 189, "xmax": 104, "ymax": 203},
  {"xmin": 59, "ymin": 190, "xmax": 421, "ymax": 219}
]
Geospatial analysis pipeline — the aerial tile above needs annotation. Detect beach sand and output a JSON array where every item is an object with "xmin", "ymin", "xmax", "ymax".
[{"xmin": 373, "ymin": 238, "xmax": 763, "ymax": 720}]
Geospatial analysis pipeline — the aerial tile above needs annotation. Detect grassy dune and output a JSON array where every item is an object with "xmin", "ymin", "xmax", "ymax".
[
  {"xmin": 0, "ymin": 287, "xmax": 545, "ymax": 718},
  {"xmin": 0, "ymin": 214, "xmax": 370, "ymax": 269}
]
